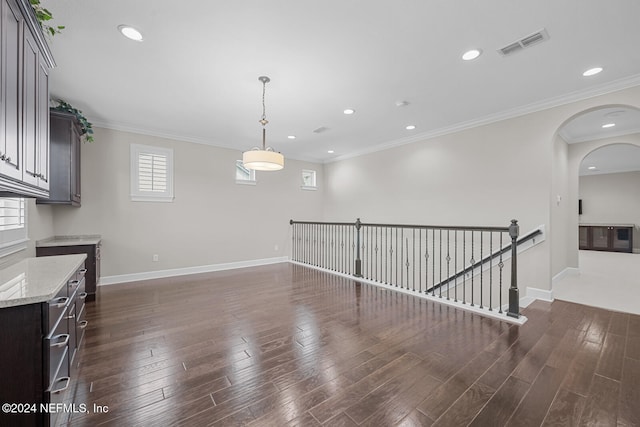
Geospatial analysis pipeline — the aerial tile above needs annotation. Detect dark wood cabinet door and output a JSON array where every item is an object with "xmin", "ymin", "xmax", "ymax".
[
  {"xmin": 22, "ymin": 26, "xmax": 39, "ymax": 186},
  {"xmin": 38, "ymin": 110, "xmax": 82, "ymax": 205},
  {"xmin": 579, "ymin": 225, "xmax": 633, "ymax": 253},
  {"xmin": 0, "ymin": 0, "xmax": 23, "ymax": 181},
  {"xmin": 590, "ymin": 226, "xmax": 609, "ymax": 250}
]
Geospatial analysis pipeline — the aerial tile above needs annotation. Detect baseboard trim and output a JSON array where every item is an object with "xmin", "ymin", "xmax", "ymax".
[
  {"xmin": 527, "ymin": 286, "xmax": 554, "ymax": 302},
  {"xmin": 290, "ymin": 260, "xmax": 528, "ymax": 325},
  {"xmin": 552, "ymin": 267, "xmax": 580, "ymax": 284},
  {"xmin": 99, "ymin": 256, "xmax": 289, "ymax": 286}
]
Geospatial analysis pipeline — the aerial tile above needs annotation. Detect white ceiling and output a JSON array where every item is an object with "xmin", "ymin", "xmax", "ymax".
[
  {"xmin": 579, "ymin": 144, "xmax": 640, "ymax": 176},
  {"xmin": 45, "ymin": 0, "xmax": 640, "ymax": 163},
  {"xmin": 559, "ymin": 107, "xmax": 640, "ymax": 144}
]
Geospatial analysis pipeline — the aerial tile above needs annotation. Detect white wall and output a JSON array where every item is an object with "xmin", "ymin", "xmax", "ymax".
[
  {"xmin": 0, "ymin": 201, "xmax": 55, "ymax": 270},
  {"xmin": 579, "ymin": 170, "xmax": 640, "ymax": 251},
  {"xmin": 564, "ymin": 133, "xmax": 640, "ymax": 266},
  {"xmin": 9, "ymin": 84, "xmax": 640, "ymax": 292},
  {"xmin": 49, "ymin": 127, "xmax": 325, "ymax": 278},
  {"xmin": 551, "ymin": 135, "xmax": 572, "ymax": 276}
]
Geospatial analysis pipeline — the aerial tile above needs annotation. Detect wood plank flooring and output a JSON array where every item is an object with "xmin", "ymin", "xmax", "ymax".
[{"xmin": 62, "ymin": 263, "xmax": 640, "ymax": 426}]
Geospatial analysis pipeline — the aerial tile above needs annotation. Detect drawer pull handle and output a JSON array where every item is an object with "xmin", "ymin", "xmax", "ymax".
[
  {"xmin": 69, "ymin": 279, "xmax": 80, "ymax": 285},
  {"xmin": 48, "ymin": 377, "xmax": 71, "ymax": 394},
  {"xmin": 51, "ymin": 297, "xmax": 69, "ymax": 308},
  {"xmin": 66, "ymin": 313, "xmax": 76, "ymax": 320},
  {"xmin": 79, "ymin": 292, "xmax": 88, "ymax": 300},
  {"xmin": 79, "ymin": 320, "xmax": 88, "ymax": 329},
  {"xmin": 79, "ymin": 268, "xmax": 87, "ymax": 275},
  {"xmin": 51, "ymin": 334, "xmax": 70, "ymax": 348}
]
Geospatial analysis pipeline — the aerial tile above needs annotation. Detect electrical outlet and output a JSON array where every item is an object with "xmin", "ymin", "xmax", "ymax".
[{"xmin": 152, "ymin": 254, "xmax": 159, "ymax": 262}]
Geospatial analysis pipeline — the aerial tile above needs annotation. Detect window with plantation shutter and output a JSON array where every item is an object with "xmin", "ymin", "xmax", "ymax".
[
  {"xmin": 130, "ymin": 144, "xmax": 174, "ymax": 202},
  {"xmin": 0, "ymin": 198, "xmax": 28, "ymax": 257}
]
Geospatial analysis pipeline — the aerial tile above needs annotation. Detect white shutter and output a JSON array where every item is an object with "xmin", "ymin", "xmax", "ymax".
[
  {"xmin": 0, "ymin": 198, "xmax": 28, "ymax": 257},
  {"xmin": 0, "ymin": 198, "xmax": 25, "ymax": 231},
  {"xmin": 131, "ymin": 144, "xmax": 174, "ymax": 202}
]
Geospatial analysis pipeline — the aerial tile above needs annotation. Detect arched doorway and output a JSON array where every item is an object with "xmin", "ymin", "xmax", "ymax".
[{"xmin": 551, "ymin": 105, "xmax": 640, "ymax": 313}]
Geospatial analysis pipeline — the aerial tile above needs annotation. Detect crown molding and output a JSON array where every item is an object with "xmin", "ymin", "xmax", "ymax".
[
  {"xmin": 327, "ymin": 74, "xmax": 640, "ymax": 163},
  {"xmin": 93, "ymin": 73, "xmax": 640, "ymax": 166}
]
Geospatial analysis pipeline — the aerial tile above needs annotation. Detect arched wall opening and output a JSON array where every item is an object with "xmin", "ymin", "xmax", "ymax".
[{"xmin": 550, "ymin": 104, "xmax": 640, "ymax": 284}]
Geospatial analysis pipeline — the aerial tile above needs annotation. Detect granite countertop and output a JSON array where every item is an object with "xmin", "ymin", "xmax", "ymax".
[
  {"xmin": 0, "ymin": 254, "xmax": 87, "ymax": 308},
  {"xmin": 36, "ymin": 235, "xmax": 102, "ymax": 247}
]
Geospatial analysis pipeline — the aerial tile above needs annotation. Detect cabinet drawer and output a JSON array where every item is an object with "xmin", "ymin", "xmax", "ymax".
[
  {"xmin": 45, "ymin": 315, "xmax": 70, "ymax": 387},
  {"xmin": 46, "ymin": 292, "xmax": 69, "ymax": 334},
  {"xmin": 46, "ymin": 350, "xmax": 71, "ymax": 427}
]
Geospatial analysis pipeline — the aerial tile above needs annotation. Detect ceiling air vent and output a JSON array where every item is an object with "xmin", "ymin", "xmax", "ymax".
[
  {"xmin": 313, "ymin": 126, "xmax": 329, "ymax": 134},
  {"xmin": 498, "ymin": 28, "xmax": 549, "ymax": 56}
]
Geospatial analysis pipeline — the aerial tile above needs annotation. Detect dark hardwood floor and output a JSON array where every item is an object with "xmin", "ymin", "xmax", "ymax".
[{"xmin": 62, "ymin": 263, "xmax": 640, "ymax": 426}]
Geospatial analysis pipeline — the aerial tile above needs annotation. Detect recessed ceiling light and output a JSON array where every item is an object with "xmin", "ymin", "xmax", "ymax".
[
  {"xmin": 327, "ymin": 150, "xmax": 334, "ymax": 154},
  {"xmin": 601, "ymin": 123, "xmax": 615, "ymax": 128},
  {"xmin": 588, "ymin": 166, "xmax": 597, "ymax": 170},
  {"xmin": 462, "ymin": 49, "xmax": 482, "ymax": 61},
  {"xmin": 118, "ymin": 25, "xmax": 143, "ymax": 41},
  {"xmin": 582, "ymin": 67, "xmax": 603, "ymax": 77},
  {"xmin": 287, "ymin": 135, "xmax": 296, "ymax": 139},
  {"xmin": 405, "ymin": 125, "xmax": 416, "ymax": 130},
  {"xmin": 343, "ymin": 109, "xmax": 355, "ymax": 115}
]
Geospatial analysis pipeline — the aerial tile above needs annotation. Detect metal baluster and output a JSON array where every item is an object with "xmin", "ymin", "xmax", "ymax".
[
  {"xmin": 454, "ymin": 230, "xmax": 458, "ymax": 302},
  {"xmin": 375, "ymin": 227, "xmax": 379, "ymax": 282},
  {"xmin": 446, "ymin": 229, "xmax": 450, "ymax": 300},
  {"xmin": 412, "ymin": 229, "xmax": 416, "ymax": 292},
  {"xmin": 439, "ymin": 229, "xmax": 442, "ymax": 298},
  {"xmin": 396, "ymin": 228, "xmax": 399, "ymax": 287},
  {"xmin": 401, "ymin": 228, "xmax": 404, "ymax": 289},
  {"xmin": 470, "ymin": 231, "xmax": 475, "ymax": 307},
  {"xmin": 386, "ymin": 227, "xmax": 389, "ymax": 284},
  {"xmin": 480, "ymin": 231, "xmax": 484, "ymax": 309},
  {"xmin": 499, "ymin": 233, "xmax": 504, "ymax": 314},
  {"xmin": 489, "ymin": 232, "xmax": 493, "ymax": 311},
  {"xmin": 405, "ymin": 237, "xmax": 410, "ymax": 290},
  {"xmin": 432, "ymin": 229, "xmax": 435, "ymax": 297},
  {"xmin": 419, "ymin": 229, "xmax": 422, "ymax": 293},
  {"xmin": 425, "ymin": 229, "xmax": 429, "ymax": 294},
  {"xmin": 355, "ymin": 219, "xmax": 362, "ymax": 277},
  {"xmin": 462, "ymin": 231, "xmax": 466, "ymax": 304}
]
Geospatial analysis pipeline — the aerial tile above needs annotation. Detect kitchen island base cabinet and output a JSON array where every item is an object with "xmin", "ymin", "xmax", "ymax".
[
  {"xmin": 0, "ymin": 304, "xmax": 44, "ymax": 426},
  {"xmin": 37, "ymin": 243, "xmax": 100, "ymax": 301},
  {"xmin": 0, "ymin": 258, "xmax": 86, "ymax": 427}
]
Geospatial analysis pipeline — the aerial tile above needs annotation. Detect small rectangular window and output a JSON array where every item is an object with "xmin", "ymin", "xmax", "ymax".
[
  {"xmin": 301, "ymin": 169, "xmax": 317, "ymax": 190},
  {"xmin": 0, "ymin": 198, "xmax": 28, "ymax": 257},
  {"xmin": 131, "ymin": 144, "xmax": 174, "ymax": 202},
  {"xmin": 236, "ymin": 160, "xmax": 256, "ymax": 185}
]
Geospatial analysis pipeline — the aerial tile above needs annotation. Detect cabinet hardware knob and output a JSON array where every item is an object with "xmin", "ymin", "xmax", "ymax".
[
  {"xmin": 79, "ymin": 320, "xmax": 88, "ymax": 329},
  {"xmin": 5, "ymin": 157, "xmax": 11, "ymax": 163},
  {"xmin": 0, "ymin": 155, "xmax": 5, "ymax": 161}
]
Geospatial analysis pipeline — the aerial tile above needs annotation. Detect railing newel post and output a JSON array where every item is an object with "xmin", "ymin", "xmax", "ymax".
[
  {"xmin": 507, "ymin": 219, "xmax": 520, "ymax": 318},
  {"xmin": 354, "ymin": 218, "xmax": 363, "ymax": 278}
]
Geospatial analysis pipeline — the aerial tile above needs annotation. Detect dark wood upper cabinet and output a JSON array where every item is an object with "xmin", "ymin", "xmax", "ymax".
[
  {"xmin": 0, "ymin": 0, "xmax": 54, "ymax": 198},
  {"xmin": 37, "ymin": 110, "xmax": 82, "ymax": 206}
]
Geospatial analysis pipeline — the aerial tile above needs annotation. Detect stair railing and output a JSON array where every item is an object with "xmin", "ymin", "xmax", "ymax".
[{"xmin": 290, "ymin": 218, "xmax": 524, "ymax": 319}]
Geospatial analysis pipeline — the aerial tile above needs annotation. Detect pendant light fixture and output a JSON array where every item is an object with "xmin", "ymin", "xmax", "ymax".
[{"xmin": 242, "ymin": 76, "xmax": 284, "ymax": 171}]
